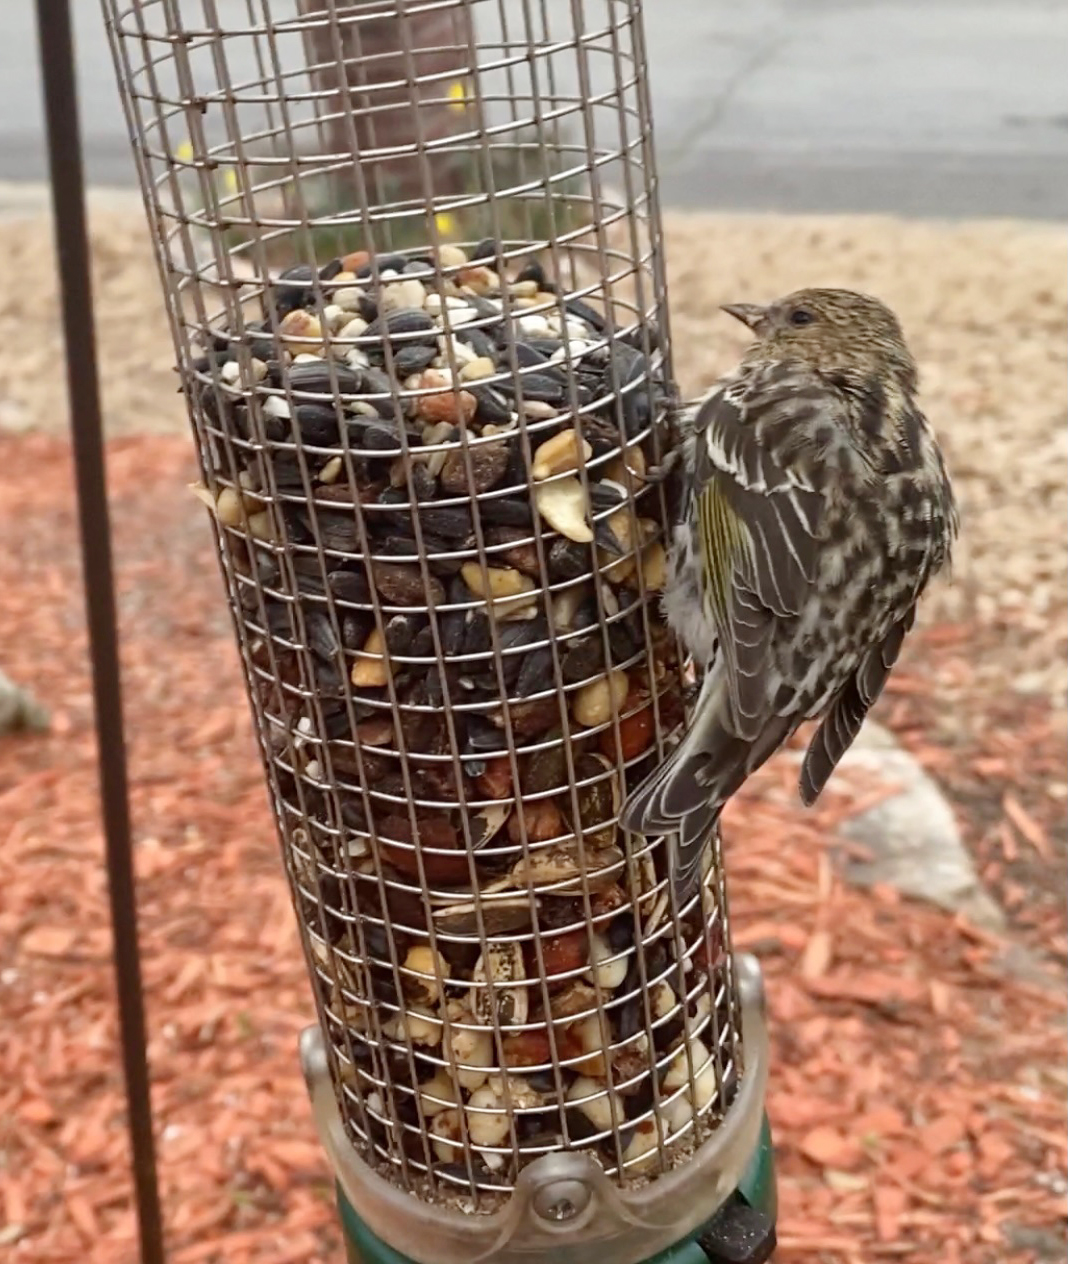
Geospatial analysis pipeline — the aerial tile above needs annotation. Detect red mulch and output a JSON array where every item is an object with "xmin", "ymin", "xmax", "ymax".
[{"xmin": 1, "ymin": 433, "xmax": 1065, "ymax": 1264}]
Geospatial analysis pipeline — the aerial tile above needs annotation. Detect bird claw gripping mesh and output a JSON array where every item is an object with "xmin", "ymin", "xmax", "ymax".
[{"xmin": 102, "ymin": 1, "xmax": 768, "ymax": 1259}]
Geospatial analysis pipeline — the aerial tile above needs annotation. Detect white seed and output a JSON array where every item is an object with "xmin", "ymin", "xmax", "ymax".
[
  {"xmin": 279, "ymin": 309, "xmax": 322, "ymax": 352},
  {"xmin": 522, "ymin": 400, "xmax": 558, "ymax": 421},
  {"xmin": 573, "ymin": 670, "xmax": 629, "ymax": 727},
  {"xmin": 448, "ymin": 1016, "xmax": 494, "ymax": 1091},
  {"xmin": 509, "ymin": 279, "xmax": 539, "ymax": 298},
  {"xmin": 460, "ymin": 562, "xmax": 535, "ymax": 611},
  {"xmin": 430, "ymin": 1108, "xmax": 464, "ymax": 1161},
  {"xmin": 664, "ymin": 1036, "xmax": 713, "ymax": 1092},
  {"xmin": 344, "ymin": 836, "xmax": 368, "ymax": 860},
  {"xmin": 422, "ymin": 421, "xmax": 455, "ymax": 446},
  {"xmin": 214, "ymin": 486, "xmax": 247, "ymax": 527},
  {"xmin": 518, "ymin": 313, "xmax": 551, "ymax": 336},
  {"xmin": 444, "ymin": 305, "xmax": 478, "ymax": 326},
  {"xmin": 598, "ymin": 580, "xmax": 620, "ymax": 618},
  {"xmin": 383, "ymin": 1003, "xmax": 443, "ymax": 1046},
  {"xmin": 662, "ymin": 1046, "xmax": 689, "ymax": 1092},
  {"xmin": 685, "ymin": 1040, "xmax": 720, "ymax": 1113},
  {"xmin": 263, "ymin": 395, "xmax": 291, "ymax": 421},
  {"xmin": 531, "ymin": 429, "xmax": 592, "ymax": 480},
  {"xmin": 337, "ymin": 317, "xmax": 368, "ymax": 342},
  {"xmin": 245, "ymin": 510, "xmax": 274, "ymax": 540},
  {"xmin": 659, "ymin": 1090, "xmax": 696, "ymax": 1138},
  {"xmin": 403, "ymin": 945, "xmax": 451, "ymax": 1005},
  {"xmin": 466, "ymin": 1085, "xmax": 510, "ymax": 1148},
  {"xmin": 425, "ymin": 292, "xmax": 470, "ymax": 314},
  {"xmin": 322, "ymin": 303, "xmax": 348, "ymax": 333},
  {"xmin": 585, "ymin": 930, "xmax": 629, "ymax": 990},
  {"xmin": 486, "ymin": 1073, "xmax": 542, "ymax": 1111},
  {"xmin": 650, "ymin": 981, "xmax": 678, "ymax": 1023},
  {"xmin": 640, "ymin": 539, "xmax": 668, "ymax": 592},
  {"xmin": 448, "ymin": 336, "xmax": 479, "ymax": 366},
  {"xmin": 187, "ymin": 482, "xmax": 215, "ymax": 511},
  {"xmin": 460, "ymin": 266, "xmax": 499, "ymax": 296},
  {"xmin": 292, "ymin": 352, "xmax": 322, "ymax": 364},
  {"xmin": 319, "ymin": 455, "xmax": 344, "ymax": 485},
  {"xmin": 570, "ymin": 1012, "xmax": 608, "ymax": 1077},
  {"xmin": 421, "ymin": 422, "xmax": 454, "ymax": 478},
  {"xmin": 351, "ymin": 627, "xmax": 390, "ymax": 687},
  {"xmin": 567, "ymin": 1076, "xmax": 622, "ymax": 1133},
  {"xmin": 438, "ymin": 244, "xmax": 469, "ymax": 268},
  {"xmin": 459, "ymin": 356, "xmax": 497, "ymax": 382},
  {"xmin": 565, "ymin": 318, "xmax": 591, "ymax": 339},
  {"xmin": 534, "ymin": 477, "xmax": 593, "ymax": 543},
  {"xmin": 249, "ymin": 357, "xmax": 268, "ymax": 383},
  {"xmin": 333, "ymin": 286, "xmax": 364, "ymax": 311},
  {"xmin": 417, "ymin": 1070, "xmax": 461, "ymax": 1118},
  {"xmin": 380, "ymin": 278, "xmax": 427, "ymax": 313},
  {"xmin": 499, "ymin": 598, "xmax": 540, "ymax": 622},
  {"xmin": 220, "ymin": 359, "xmax": 242, "ymax": 385},
  {"xmin": 550, "ymin": 583, "xmax": 589, "ymax": 632},
  {"xmin": 621, "ymin": 1120, "xmax": 660, "ymax": 1174}
]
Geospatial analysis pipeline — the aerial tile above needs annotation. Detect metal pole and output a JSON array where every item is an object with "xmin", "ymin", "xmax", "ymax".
[{"xmin": 34, "ymin": 3, "xmax": 166, "ymax": 1261}]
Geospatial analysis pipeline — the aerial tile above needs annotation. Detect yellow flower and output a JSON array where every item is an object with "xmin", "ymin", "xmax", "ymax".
[
  {"xmin": 175, "ymin": 140, "xmax": 194, "ymax": 163},
  {"xmin": 434, "ymin": 213, "xmax": 457, "ymax": 238},
  {"xmin": 447, "ymin": 80, "xmax": 468, "ymax": 112}
]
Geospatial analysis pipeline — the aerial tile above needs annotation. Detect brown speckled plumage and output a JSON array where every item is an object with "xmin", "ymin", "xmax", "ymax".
[{"xmin": 622, "ymin": 288, "xmax": 959, "ymax": 897}]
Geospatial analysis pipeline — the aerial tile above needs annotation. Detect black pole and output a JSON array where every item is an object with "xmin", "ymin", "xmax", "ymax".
[{"xmin": 34, "ymin": 4, "xmax": 166, "ymax": 1261}]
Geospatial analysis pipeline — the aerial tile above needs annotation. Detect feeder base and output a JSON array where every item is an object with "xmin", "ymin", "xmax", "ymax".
[{"xmin": 337, "ymin": 1115, "xmax": 776, "ymax": 1264}]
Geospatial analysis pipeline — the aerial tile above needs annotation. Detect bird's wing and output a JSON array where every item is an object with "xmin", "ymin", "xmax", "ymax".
[
  {"xmin": 692, "ymin": 362, "xmax": 834, "ymax": 739},
  {"xmin": 799, "ymin": 612, "xmax": 912, "ymax": 804}
]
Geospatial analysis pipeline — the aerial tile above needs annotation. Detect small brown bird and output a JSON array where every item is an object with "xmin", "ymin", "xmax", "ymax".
[{"xmin": 622, "ymin": 288, "xmax": 959, "ymax": 897}]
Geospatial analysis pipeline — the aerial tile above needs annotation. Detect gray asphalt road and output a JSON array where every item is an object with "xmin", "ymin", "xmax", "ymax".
[{"xmin": 8, "ymin": 0, "xmax": 1067, "ymax": 218}]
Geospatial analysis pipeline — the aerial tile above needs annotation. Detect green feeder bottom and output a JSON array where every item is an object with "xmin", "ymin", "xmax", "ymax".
[{"xmin": 337, "ymin": 1115, "xmax": 776, "ymax": 1264}]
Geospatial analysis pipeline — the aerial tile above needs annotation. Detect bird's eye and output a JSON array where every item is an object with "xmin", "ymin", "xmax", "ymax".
[{"xmin": 790, "ymin": 308, "xmax": 815, "ymax": 326}]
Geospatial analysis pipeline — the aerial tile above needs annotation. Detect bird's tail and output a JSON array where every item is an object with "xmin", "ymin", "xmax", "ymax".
[{"xmin": 621, "ymin": 669, "xmax": 795, "ymax": 898}]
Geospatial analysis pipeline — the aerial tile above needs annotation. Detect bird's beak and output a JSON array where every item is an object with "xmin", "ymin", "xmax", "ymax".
[{"xmin": 720, "ymin": 303, "xmax": 768, "ymax": 331}]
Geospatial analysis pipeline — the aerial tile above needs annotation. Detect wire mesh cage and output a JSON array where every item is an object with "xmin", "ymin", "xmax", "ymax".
[{"xmin": 100, "ymin": 1, "xmax": 768, "ymax": 1258}]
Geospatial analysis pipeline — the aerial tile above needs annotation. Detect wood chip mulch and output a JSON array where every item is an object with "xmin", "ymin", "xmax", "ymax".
[{"xmin": 2, "ymin": 433, "xmax": 1065, "ymax": 1264}]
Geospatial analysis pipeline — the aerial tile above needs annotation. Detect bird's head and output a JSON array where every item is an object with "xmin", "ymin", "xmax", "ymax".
[{"xmin": 721, "ymin": 288, "xmax": 918, "ymax": 395}]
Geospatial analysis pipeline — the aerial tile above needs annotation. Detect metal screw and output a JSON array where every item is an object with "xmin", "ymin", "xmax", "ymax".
[{"xmin": 533, "ymin": 1178, "xmax": 592, "ymax": 1223}]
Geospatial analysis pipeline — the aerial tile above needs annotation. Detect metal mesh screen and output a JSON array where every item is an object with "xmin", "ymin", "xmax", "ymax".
[{"xmin": 101, "ymin": 0, "xmax": 742, "ymax": 1212}]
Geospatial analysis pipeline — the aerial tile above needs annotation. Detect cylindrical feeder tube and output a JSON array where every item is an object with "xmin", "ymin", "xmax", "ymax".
[{"xmin": 100, "ymin": 2, "xmax": 770, "ymax": 1260}]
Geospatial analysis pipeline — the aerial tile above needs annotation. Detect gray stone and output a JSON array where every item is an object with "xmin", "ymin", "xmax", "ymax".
[
  {"xmin": 0, "ymin": 669, "xmax": 49, "ymax": 735},
  {"xmin": 830, "ymin": 721, "xmax": 1005, "ymax": 931}
]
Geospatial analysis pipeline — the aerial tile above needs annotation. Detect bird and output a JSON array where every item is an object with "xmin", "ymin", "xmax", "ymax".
[{"xmin": 621, "ymin": 287, "xmax": 959, "ymax": 899}]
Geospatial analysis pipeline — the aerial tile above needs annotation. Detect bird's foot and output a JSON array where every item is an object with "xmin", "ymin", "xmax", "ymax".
[{"xmin": 643, "ymin": 448, "xmax": 682, "ymax": 486}]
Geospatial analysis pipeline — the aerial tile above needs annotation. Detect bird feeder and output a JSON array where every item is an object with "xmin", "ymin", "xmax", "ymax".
[{"xmin": 100, "ymin": 2, "xmax": 776, "ymax": 1261}]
